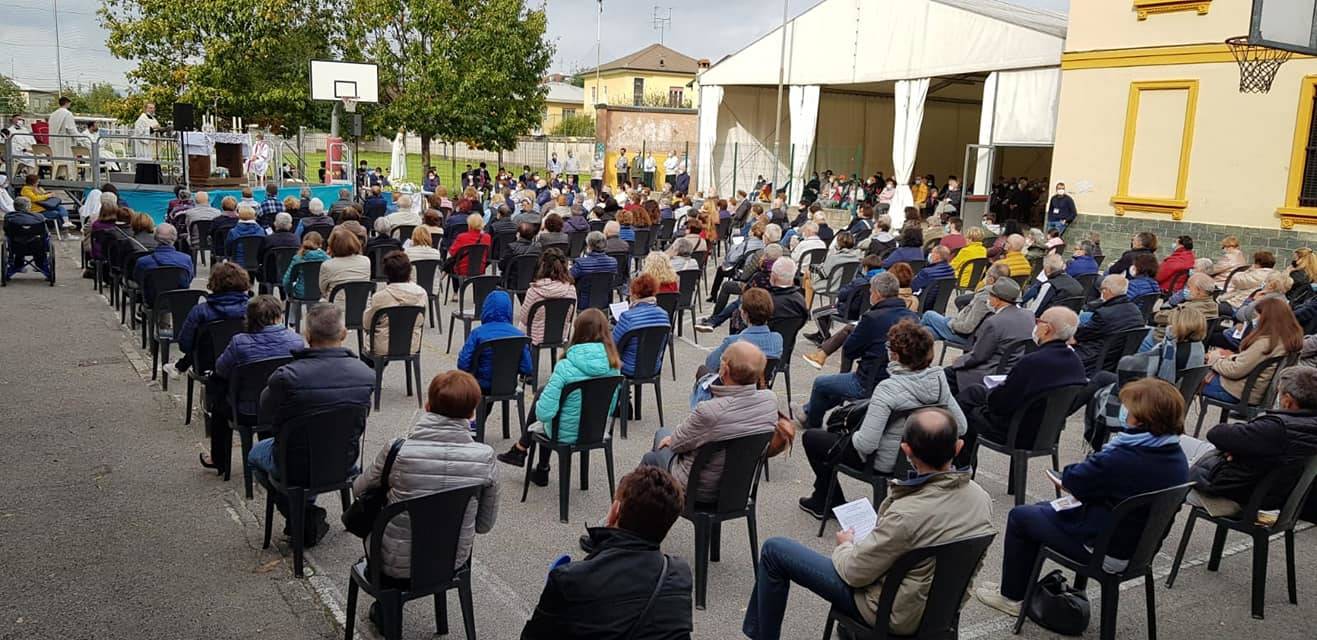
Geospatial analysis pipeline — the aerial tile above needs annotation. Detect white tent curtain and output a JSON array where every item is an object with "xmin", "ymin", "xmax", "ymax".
[
  {"xmin": 974, "ymin": 72, "xmax": 998, "ymax": 196},
  {"xmin": 990, "ymin": 67, "xmax": 1061, "ymax": 145},
  {"xmin": 390, "ymin": 131, "xmax": 408, "ymax": 181},
  {"xmin": 889, "ymin": 78, "xmax": 930, "ymax": 228},
  {"xmin": 697, "ymin": 84, "xmax": 723, "ymax": 193},
  {"xmin": 787, "ymin": 85, "xmax": 820, "ymax": 204}
]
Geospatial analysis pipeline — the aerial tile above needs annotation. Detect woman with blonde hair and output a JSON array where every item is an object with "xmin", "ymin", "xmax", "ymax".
[
  {"xmin": 643, "ymin": 250, "xmax": 679, "ymax": 293},
  {"xmin": 405, "ymin": 226, "xmax": 444, "ymax": 263},
  {"xmin": 1288, "ymin": 247, "xmax": 1317, "ymax": 305}
]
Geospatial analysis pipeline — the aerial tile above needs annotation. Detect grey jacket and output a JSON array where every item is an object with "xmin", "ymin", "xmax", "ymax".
[
  {"xmin": 852, "ymin": 364, "xmax": 968, "ymax": 473},
  {"xmin": 668, "ymin": 383, "xmax": 778, "ymax": 503},
  {"xmin": 953, "ymin": 304, "xmax": 1035, "ymax": 390},
  {"xmin": 948, "ymin": 287, "xmax": 993, "ymax": 335},
  {"xmin": 352, "ymin": 413, "xmax": 499, "ymax": 578}
]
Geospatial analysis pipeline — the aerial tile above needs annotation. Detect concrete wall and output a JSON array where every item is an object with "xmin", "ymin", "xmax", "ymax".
[
  {"xmin": 1065, "ymin": 0, "xmax": 1249, "ymax": 52},
  {"xmin": 595, "ymin": 104, "xmax": 697, "ymax": 190},
  {"xmin": 1066, "ymin": 212, "xmax": 1317, "ymax": 269}
]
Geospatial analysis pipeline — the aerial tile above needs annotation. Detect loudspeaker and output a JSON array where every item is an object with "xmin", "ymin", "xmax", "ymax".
[
  {"xmin": 172, "ymin": 102, "xmax": 195, "ymax": 132},
  {"xmin": 351, "ymin": 114, "xmax": 362, "ymax": 138}
]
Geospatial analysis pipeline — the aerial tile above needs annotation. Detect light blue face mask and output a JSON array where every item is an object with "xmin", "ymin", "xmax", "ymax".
[{"xmin": 1118, "ymin": 405, "xmax": 1130, "ymax": 428}]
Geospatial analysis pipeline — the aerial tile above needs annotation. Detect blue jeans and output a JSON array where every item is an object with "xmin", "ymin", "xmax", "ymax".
[
  {"xmin": 708, "ymin": 299, "xmax": 741, "ymax": 328},
  {"xmin": 743, "ymin": 537, "xmax": 862, "ymax": 640},
  {"xmin": 1202, "ymin": 376, "xmax": 1239, "ymax": 404},
  {"xmin": 248, "ymin": 438, "xmax": 317, "ymax": 504},
  {"xmin": 641, "ymin": 428, "xmax": 677, "ymax": 470},
  {"xmin": 1000, "ymin": 503, "xmax": 1091, "ymax": 600},
  {"xmin": 36, "ymin": 198, "xmax": 69, "ymax": 222},
  {"xmin": 1045, "ymin": 220, "xmax": 1067, "ymax": 235},
  {"xmin": 805, "ymin": 372, "xmax": 865, "ymax": 430},
  {"xmin": 921, "ymin": 311, "xmax": 970, "ymax": 348}
]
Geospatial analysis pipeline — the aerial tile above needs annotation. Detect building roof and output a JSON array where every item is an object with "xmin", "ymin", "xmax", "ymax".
[
  {"xmin": 543, "ymin": 81, "xmax": 585, "ymax": 104},
  {"xmin": 10, "ymin": 79, "xmax": 55, "ymax": 93},
  {"xmin": 585, "ymin": 43, "xmax": 700, "ymax": 76}
]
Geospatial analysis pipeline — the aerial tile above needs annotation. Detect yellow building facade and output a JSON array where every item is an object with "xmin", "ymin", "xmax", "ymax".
[
  {"xmin": 1053, "ymin": 1, "xmax": 1317, "ymax": 231},
  {"xmin": 581, "ymin": 44, "xmax": 703, "ymax": 117}
]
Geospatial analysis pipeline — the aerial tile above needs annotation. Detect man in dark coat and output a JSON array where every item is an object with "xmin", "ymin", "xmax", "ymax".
[
  {"xmin": 1073, "ymin": 274, "xmax": 1145, "ymax": 375},
  {"xmin": 1022, "ymin": 254, "xmax": 1085, "ymax": 316},
  {"xmin": 524, "ymin": 466, "xmax": 693, "ymax": 639}
]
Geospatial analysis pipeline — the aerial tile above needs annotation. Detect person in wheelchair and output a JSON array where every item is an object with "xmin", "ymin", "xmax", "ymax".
[{"xmin": 4, "ymin": 197, "xmax": 54, "ymax": 280}]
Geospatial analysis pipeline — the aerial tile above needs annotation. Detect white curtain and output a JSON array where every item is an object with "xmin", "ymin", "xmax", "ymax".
[
  {"xmin": 974, "ymin": 72, "xmax": 998, "ymax": 197},
  {"xmin": 889, "ymin": 78, "xmax": 930, "ymax": 228},
  {"xmin": 696, "ymin": 84, "xmax": 723, "ymax": 194},
  {"xmin": 390, "ymin": 131, "xmax": 407, "ymax": 181},
  {"xmin": 991, "ymin": 68, "xmax": 1062, "ymax": 145},
  {"xmin": 787, "ymin": 85, "xmax": 820, "ymax": 204}
]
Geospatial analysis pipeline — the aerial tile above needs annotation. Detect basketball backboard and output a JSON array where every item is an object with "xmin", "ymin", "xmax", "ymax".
[
  {"xmin": 1250, "ymin": 0, "xmax": 1317, "ymax": 56},
  {"xmin": 309, "ymin": 60, "xmax": 380, "ymax": 103}
]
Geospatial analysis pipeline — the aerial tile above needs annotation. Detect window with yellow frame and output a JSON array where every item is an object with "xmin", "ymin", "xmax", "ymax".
[
  {"xmin": 1278, "ymin": 76, "xmax": 1317, "ymax": 229},
  {"xmin": 1111, "ymin": 80, "xmax": 1199, "ymax": 220},
  {"xmin": 1132, "ymin": 0, "xmax": 1211, "ymax": 21}
]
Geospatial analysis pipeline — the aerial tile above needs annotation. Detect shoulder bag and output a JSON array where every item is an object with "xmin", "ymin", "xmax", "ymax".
[
  {"xmin": 624, "ymin": 554, "xmax": 670, "ymax": 640},
  {"xmin": 1026, "ymin": 569, "xmax": 1090, "ymax": 636},
  {"xmin": 342, "ymin": 438, "xmax": 404, "ymax": 538}
]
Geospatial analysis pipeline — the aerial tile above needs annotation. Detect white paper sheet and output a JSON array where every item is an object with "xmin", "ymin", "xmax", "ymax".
[
  {"xmin": 609, "ymin": 301, "xmax": 629, "ymax": 321},
  {"xmin": 832, "ymin": 498, "xmax": 878, "ymax": 540},
  {"xmin": 983, "ymin": 374, "xmax": 1007, "ymax": 389}
]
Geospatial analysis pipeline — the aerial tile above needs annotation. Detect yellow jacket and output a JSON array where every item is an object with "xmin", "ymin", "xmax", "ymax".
[
  {"xmin": 1000, "ymin": 250, "xmax": 1031, "ymax": 277},
  {"xmin": 911, "ymin": 184, "xmax": 929, "ymax": 208},
  {"xmin": 949, "ymin": 243, "xmax": 987, "ymax": 287},
  {"xmin": 19, "ymin": 184, "xmax": 52, "ymax": 203}
]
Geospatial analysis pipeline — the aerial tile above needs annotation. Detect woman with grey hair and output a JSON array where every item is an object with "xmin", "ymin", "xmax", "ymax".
[
  {"xmin": 365, "ymin": 215, "xmax": 404, "ymax": 259},
  {"xmin": 668, "ymin": 236, "xmax": 699, "ymax": 272},
  {"xmin": 258, "ymin": 211, "xmax": 301, "ymax": 270}
]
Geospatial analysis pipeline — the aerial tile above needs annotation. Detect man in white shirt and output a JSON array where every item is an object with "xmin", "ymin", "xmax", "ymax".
[
  {"xmin": 642, "ymin": 152, "xmax": 657, "ymax": 189},
  {"xmin": 663, "ymin": 150, "xmax": 679, "ymax": 189},
  {"xmin": 132, "ymin": 103, "xmax": 161, "ymax": 159},
  {"xmin": 4, "ymin": 115, "xmax": 37, "ymax": 175},
  {"xmin": 564, "ymin": 150, "xmax": 579, "ymax": 180},
  {"xmin": 790, "ymin": 222, "xmax": 827, "ymax": 268},
  {"xmin": 47, "ymin": 97, "xmax": 79, "ymax": 179},
  {"xmin": 547, "ymin": 152, "xmax": 562, "ymax": 175}
]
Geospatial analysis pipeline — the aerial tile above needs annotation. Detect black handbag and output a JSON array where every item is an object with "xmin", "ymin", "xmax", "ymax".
[
  {"xmin": 825, "ymin": 397, "xmax": 869, "ymax": 434},
  {"xmin": 1025, "ymin": 569, "xmax": 1090, "ymax": 636},
  {"xmin": 342, "ymin": 438, "xmax": 404, "ymax": 538}
]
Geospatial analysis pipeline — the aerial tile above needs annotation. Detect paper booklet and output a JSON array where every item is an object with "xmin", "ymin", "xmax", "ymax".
[
  {"xmin": 609, "ymin": 301, "xmax": 629, "ymax": 321},
  {"xmin": 832, "ymin": 498, "xmax": 878, "ymax": 540}
]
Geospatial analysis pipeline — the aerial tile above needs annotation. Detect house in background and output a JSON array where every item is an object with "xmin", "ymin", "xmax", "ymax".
[
  {"xmin": 11, "ymin": 79, "xmax": 58, "ymax": 113},
  {"xmin": 539, "ymin": 81, "xmax": 585, "ymax": 134},
  {"xmin": 581, "ymin": 43, "xmax": 707, "ymax": 117}
]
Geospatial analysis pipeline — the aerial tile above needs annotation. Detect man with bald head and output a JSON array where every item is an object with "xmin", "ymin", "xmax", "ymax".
[
  {"xmin": 642, "ymin": 341, "xmax": 778, "ymax": 503},
  {"xmin": 955, "ymin": 306, "xmax": 1087, "ymax": 465}
]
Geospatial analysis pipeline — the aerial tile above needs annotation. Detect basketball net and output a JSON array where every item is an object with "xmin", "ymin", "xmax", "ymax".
[
  {"xmin": 1227, "ymin": 36, "xmax": 1292, "ymax": 94},
  {"xmin": 342, "ymin": 97, "xmax": 359, "ymax": 113}
]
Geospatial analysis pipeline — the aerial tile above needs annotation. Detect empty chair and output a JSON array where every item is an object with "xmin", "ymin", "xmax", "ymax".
[
  {"xmin": 329, "ymin": 281, "xmax": 377, "ymax": 354},
  {"xmin": 521, "ymin": 376, "xmax": 624, "ymax": 523},
  {"xmin": 470, "ymin": 336, "xmax": 530, "ymax": 442},
  {"xmin": 366, "ymin": 305, "xmax": 425, "ymax": 410},
  {"xmin": 445, "ymin": 274, "xmax": 499, "ymax": 353},
  {"xmin": 971, "ymin": 385, "xmax": 1084, "ymax": 506}
]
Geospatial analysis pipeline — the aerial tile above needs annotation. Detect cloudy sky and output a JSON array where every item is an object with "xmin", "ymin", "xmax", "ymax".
[{"xmin": 1, "ymin": 0, "xmax": 1068, "ymax": 93}]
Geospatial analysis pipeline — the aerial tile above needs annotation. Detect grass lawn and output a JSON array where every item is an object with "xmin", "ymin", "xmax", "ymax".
[{"xmin": 349, "ymin": 150, "xmax": 551, "ymax": 191}]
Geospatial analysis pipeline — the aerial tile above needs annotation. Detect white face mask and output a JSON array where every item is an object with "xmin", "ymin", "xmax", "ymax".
[
  {"xmin": 1032, "ymin": 324, "xmax": 1043, "ymax": 345},
  {"xmin": 1057, "ymin": 189, "xmax": 1066, "ymax": 196}
]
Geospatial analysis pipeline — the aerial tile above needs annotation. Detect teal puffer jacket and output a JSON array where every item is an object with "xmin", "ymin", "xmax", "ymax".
[{"xmin": 536, "ymin": 342, "xmax": 621, "ymax": 444}]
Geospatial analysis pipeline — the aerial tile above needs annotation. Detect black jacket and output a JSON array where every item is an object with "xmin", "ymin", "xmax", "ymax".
[
  {"xmin": 1203, "ymin": 410, "xmax": 1317, "ymax": 509},
  {"xmin": 768, "ymin": 285, "xmax": 808, "ymax": 324},
  {"xmin": 258, "ymin": 348, "xmax": 375, "ymax": 429},
  {"xmin": 1073, "ymin": 294, "xmax": 1144, "ymax": 375},
  {"xmin": 1025, "ymin": 272, "xmax": 1084, "ymax": 315},
  {"xmin": 258, "ymin": 230, "xmax": 300, "ymax": 264},
  {"xmin": 844, "ymin": 297, "xmax": 919, "ymax": 391},
  {"xmin": 983, "ymin": 340, "xmax": 1087, "ymax": 445},
  {"xmin": 522, "ymin": 528, "xmax": 692, "ymax": 640},
  {"xmin": 1106, "ymin": 247, "xmax": 1153, "ymax": 276}
]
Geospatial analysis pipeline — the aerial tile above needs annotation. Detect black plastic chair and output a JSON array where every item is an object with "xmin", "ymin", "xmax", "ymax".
[
  {"xmin": 233, "ymin": 235, "xmax": 265, "ymax": 280},
  {"xmin": 260, "ymin": 246, "xmax": 298, "ymax": 298},
  {"xmin": 442, "ymin": 243, "xmax": 489, "ymax": 300},
  {"xmin": 811, "ymin": 261, "xmax": 861, "ymax": 312},
  {"xmin": 540, "ymin": 241, "xmax": 569, "ymax": 258},
  {"xmin": 567, "ymin": 230, "xmax": 588, "ymax": 258},
  {"xmin": 227, "ymin": 355, "xmax": 294, "ymax": 498},
  {"xmin": 1166, "ymin": 455, "xmax": 1317, "ymax": 619},
  {"xmin": 303, "ymin": 223, "xmax": 334, "ymax": 242},
  {"xmin": 768, "ymin": 314, "xmax": 808, "ymax": 409},
  {"xmin": 917, "ymin": 277, "xmax": 957, "ymax": 315},
  {"xmin": 491, "ymin": 230, "xmax": 517, "ymax": 265},
  {"xmin": 470, "ymin": 336, "xmax": 530, "ymax": 442},
  {"xmin": 368, "ymin": 245, "xmax": 397, "ymax": 282},
  {"xmin": 445, "ymin": 275, "xmax": 499, "ymax": 353},
  {"xmin": 673, "ymin": 269, "xmax": 702, "ymax": 341},
  {"xmin": 655, "ymin": 292, "xmax": 680, "ymax": 381},
  {"xmin": 588, "ymin": 219, "xmax": 606, "ymax": 233},
  {"xmin": 150, "ymin": 288, "xmax": 206, "ymax": 390},
  {"xmin": 971, "ymin": 384, "xmax": 1084, "ymax": 506},
  {"xmin": 366, "ymin": 305, "xmax": 425, "ymax": 410},
  {"xmin": 681, "ymin": 431, "xmax": 773, "ymax": 610},
  {"xmin": 525, "ymin": 297, "xmax": 574, "ymax": 389},
  {"xmin": 184, "ymin": 317, "xmax": 244, "ymax": 425},
  {"xmin": 134, "ymin": 266, "xmax": 191, "ymax": 348},
  {"xmin": 1221, "ymin": 264, "xmax": 1251, "ymax": 293},
  {"xmin": 330, "ymin": 281, "xmax": 377, "ymax": 355},
  {"xmin": 798, "ymin": 247, "xmax": 828, "ymax": 279},
  {"xmin": 344, "ymin": 486, "xmax": 481, "ymax": 640},
  {"xmin": 816, "ymin": 411, "xmax": 915, "ymax": 537},
  {"xmin": 629, "ymin": 229, "xmax": 652, "ymax": 270},
  {"xmin": 905, "ymin": 259, "xmax": 928, "ymax": 275},
  {"xmin": 615, "ymin": 325, "xmax": 670, "ymax": 439},
  {"xmin": 1175, "ymin": 364, "xmax": 1211, "ymax": 418},
  {"xmin": 522, "ymin": 376, "xmax": 624, "ymax": 523},
  {"xmin": 578, "ymin": 271, "xmax": 615, "ymax": 311},
  {"xmin": 1194, "ymin": 353, "xmax": 1298, "ymax": 436},
  {"xmin": 257, "ymin": 406, "xmax": 367, "ymax": 578},
  {"xmin": 1013, "ymin": 483, "xmax": 1195, "ymax": 640},
  {"xmin": 391, "ymin": 224, "xmax": 416, "ymax": 242},
  {"xmin": 655, "ymin": 217, "xmax": 677, "ymax": 248},
  {"xmin": 1049, "ymin": 294, "xmax": 1086, "ymax": 313},
  {"xmin": 1096, "ymin": 326, "xmax": 1151, "ymax": 373},
  {"xmin": 500, "ymin": 253, "xmax": 538, "ymax": 300},
  {"xmin": 824, "ymin": 533, "xmax": 996, "ymax": 640},
  {"xmin": 1076, "ymin": 272, "xmax": 1100, "ymax": 303},
  {"xmin": 188, "ymin": 220, "xmax": 213, "ymax": 266},
  {"xmin": 691, "ymin": 249, "xmax": 711, "ymax": 303},
  {"xmin": 412, "ymin": 258, "xmax": 443, "ymax": 330},
  {"xmin": 284, "ymin": 261, "xmax": 323, "ymax": 330},
  {"xmin": 954, "ymin": 258, "xmax": 990, "ymax": 297},
  {"xmin": 1133, "ymin": 292, "xmax": 1161, "ymax": 324},
  {"xmin": 607, "ymin": 251, "xmax": 631, "ymax": 290}
]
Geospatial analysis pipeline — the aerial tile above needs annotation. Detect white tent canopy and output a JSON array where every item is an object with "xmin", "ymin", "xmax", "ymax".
[{"xmin": 696, "ymin": 0, "xmax": 1065, "ymax": 201}]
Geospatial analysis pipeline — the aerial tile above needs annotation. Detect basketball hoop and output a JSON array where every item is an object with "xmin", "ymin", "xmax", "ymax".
[
  {"xmin": 1227, "ymin": 36, "xmax": 1292, "ymax": 94},
  {"xmin": 341, "ymin": 97, "xmax": 359, "ymax": 113}
]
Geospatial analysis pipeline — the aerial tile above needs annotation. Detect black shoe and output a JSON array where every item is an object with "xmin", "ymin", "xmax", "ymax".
[
  {"xmin": 303, "ymin": 509, "xmax": 330, "ymax": 547},
  {"xmin": 803, "ymin": 331, "xmax": 823, "ymax": 346},
  {"xmin": 530, "ymin": 466, "xmax": 550, "ymax": 487},
  {"xmin": 198, "ymin": 452, "xmax": 221, "ymax": 475},
  {"xmin": 579, "ymin": 532, "xmax": 596, "ymax": 554},
  {"xmin": 368, "ymin": 601, "xmax": 384, "ymax": 632},
  {"xmin": 497, "ymin": 446, "xmax": 527, "ymax": 467},
  {"xmin": 797, "ymin": 496, "xmax": 827, "ymax": 521}
]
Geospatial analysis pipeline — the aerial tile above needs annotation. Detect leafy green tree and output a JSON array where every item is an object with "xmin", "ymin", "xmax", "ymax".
[
  {"xmin": 551, "ymin": 114, "xmax": 595, "ymax": 137},
  {"xmin": 350, "ymin": 0, "xmax": 552, "ymax": 170},
  {"xmin": 65, "ymin": 83, "xmax": 124, "ymax": 116},
  {"xmin": 0, "ymin": 75, "xmax": 21, "ymax": 114},
  {"xmin": 99, "ymin": 0, "xmax": 340, "ymax": 131}
]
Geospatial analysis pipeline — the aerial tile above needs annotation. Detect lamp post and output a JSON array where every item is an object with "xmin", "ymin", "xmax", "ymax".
[{"xmin": 770, "ymin": 0, "xmax": 788, "ymax": 192}]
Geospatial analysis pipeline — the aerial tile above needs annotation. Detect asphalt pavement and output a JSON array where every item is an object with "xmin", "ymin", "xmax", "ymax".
[{"xmin": 2, "ymin": 237, "xmax": 1314, "ymax": 640}]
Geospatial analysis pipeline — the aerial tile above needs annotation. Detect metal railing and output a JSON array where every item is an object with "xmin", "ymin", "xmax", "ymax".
[{"xmin": 4, "ymin": 130, "xmax": 186, "ymax": 187}]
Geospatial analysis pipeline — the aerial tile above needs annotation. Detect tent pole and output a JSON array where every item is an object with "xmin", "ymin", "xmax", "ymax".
[
  {"xmin": 770, "ymin": 0, "xmax": 788, "ymax": 193},
  {"xmin": 732, "ymin": 142, "xmax": 738, "ymax": 197}
]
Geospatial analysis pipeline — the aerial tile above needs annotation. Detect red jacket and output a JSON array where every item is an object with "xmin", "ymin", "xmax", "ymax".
[
  {"xmin": 448, "ymin": 230, "xmax": 490, "ymax": 275},
  {"xmin": 1156, "ymin": 247, "xmax": 1196, "ymax": 292}
]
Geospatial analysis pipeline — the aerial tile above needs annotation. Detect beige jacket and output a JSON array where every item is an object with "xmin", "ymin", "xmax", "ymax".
[
  {"xmin": 1151, "ymin": 295, "xmax": 1219, "ymax": 342},
  {"xmin": 1213, "ymin": 334, "xmax": 1290, "ymax": 403},
  {"xmin": 832, "ymin": 471, "xmax": 994, "ymax": 634},
  {"xmin": 1209, "ymin": 248, "xmax": 1246, "ymax": 286},
  {"xmin": 1221, "ymin": 266, "xmax": 1273, "ymax": 309},
  {"xmin": 318, "ymin": 255, "xmax": 371, "ymax": 298},
  {"xmin": 667, "ymin": 383, "xmax": 777, "ymax": 503},
  {"xmin": 363, "ymin": 282, "xmax": 427, "ymax": 355}
]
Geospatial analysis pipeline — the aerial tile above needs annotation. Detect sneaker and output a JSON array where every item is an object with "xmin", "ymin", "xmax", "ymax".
[
  {"xmin": 163, "ymin": 364, "xmax": 185, "ymax": 381},
  {"xmin": 497, "ymin": 446, "xmax": 527, "ymax": 468},
  {"xmin": 973, "ymin": 583, "xmax": 1022, "ymax": 617},
  {"xmin": 797, "ymin": 496, "xmax": 827, "ymax": 521},
  {"xmin": 693, "ymin": 321, "xmax": 715, "ymax": 334},
  {"xmin": 801, "ymin": 351, "xmax": 826, "ymax": 370},
  {"xmin": 802, "ymin": 331, "xmax": 824, "ymax": 346},
  {"xmin": 61, "ymin": 221, "xmax": 75, "ymax": 229},
  {"xmin": 530, "ymin": 466, "xmax": 550, "ymax": 487}
]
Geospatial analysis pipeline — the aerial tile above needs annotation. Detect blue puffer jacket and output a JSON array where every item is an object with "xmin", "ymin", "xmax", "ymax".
[
  {"xmin": 457, "ymin": 290, "xmax": 534, "ymax": 390},
  {"xmin": 612, "ymin": 299, "xmax": 671, "ymax": 376},
  {"xmin": 258, "ymin": 347, "xmax": 375, "ymax": 437},
  {"xmin": 178, "ymin": 290, "xmax": 249, "ymax": 355},
  {"xmin": 536, "ymin": 342, "xmax": 621, "ymax": 444},
  {"xmin": 570, "ymin": 250, "xmax": 617, "ymax": 308},
  {"xmin": 214, "ymin": 325, "xmax": 306, "ymax": 414},
  {"xmin": 225, "ymin": 221, "xmax": 266, "ymax": 263}
]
